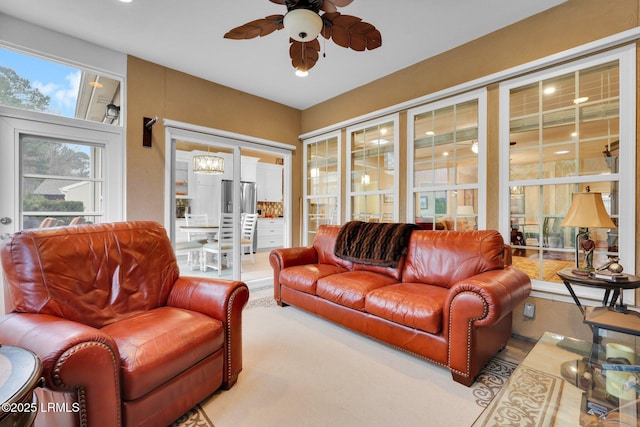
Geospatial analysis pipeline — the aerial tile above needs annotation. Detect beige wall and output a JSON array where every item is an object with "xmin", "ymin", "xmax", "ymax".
[
  {"xmin": 299, "ymin": 0, "xmax": 640, "ymax": 342},
  {"xmin": 126, "ymin": 0, "xmax": 639, "ymax": 341},
  {"xmin": 126, "ymin": 57, "xmax": 303, "ymax": 243}
]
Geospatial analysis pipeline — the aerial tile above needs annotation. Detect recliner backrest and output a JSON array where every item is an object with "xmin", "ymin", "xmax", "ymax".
[{"xmin": 0, "ymin": 221, "xmax": 180, "ymax": 328}]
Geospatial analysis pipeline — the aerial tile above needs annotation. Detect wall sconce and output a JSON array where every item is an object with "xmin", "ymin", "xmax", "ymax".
[
  {"xmin": 105, "ymin": 104, "xmax": 120, "ymax": 121},
  {"xmin": 143, "ymin": 116, "xmax": 157, "ymax": 148}
]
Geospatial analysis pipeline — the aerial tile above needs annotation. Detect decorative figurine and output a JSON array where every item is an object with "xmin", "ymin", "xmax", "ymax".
[
  {"xmin": 597, "ymin": 256, "xmax": 624, "ymax": 274},
  {"xmin": 580, "ymin": 233, "xmax": 596, "ymax": 270}
]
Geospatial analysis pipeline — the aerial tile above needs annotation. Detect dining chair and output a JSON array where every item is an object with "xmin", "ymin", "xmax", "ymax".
[
  {"xmin": 176, "ymin": 213, "xmax": 209, "ymax": 270},
  {"xmin": 203, "ymin": 213, "xmax": 234, "ymax": 275},
  {"xmin": 69, "ymin": 216, "xmax": 87, "ymax": 225},
  {"xmin": 38, "ymin": 217, "xmax": 60, "ymax": 228},
  {"xmin": 241, "ymin": 213, "xmax": 258, "ymax": 264}
]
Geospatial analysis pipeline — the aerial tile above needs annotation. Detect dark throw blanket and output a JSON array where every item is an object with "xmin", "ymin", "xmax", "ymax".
[{"xmin": 334, "ymin": 221, "xmax": 419, "ymax": 267}]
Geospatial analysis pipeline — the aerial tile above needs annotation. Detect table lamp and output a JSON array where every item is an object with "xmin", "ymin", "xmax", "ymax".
[{"xmin": 560, "ymin": 186, "xmax": 616, "ymax": 276}]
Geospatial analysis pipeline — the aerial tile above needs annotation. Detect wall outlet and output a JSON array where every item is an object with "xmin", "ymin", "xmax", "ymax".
[{"xmin": 523, "ymin": 302, "xmax": 536, "ymax": 319}]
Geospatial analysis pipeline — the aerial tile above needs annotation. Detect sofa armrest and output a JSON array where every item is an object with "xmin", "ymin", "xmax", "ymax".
[
  {"xmin": 269, "ymin": 246, "xmax": 319, "ymax": 271},
  {"xmin": 269, "ymin": 247, "xmax": 318, "ymax": 302},
  {"xmin": 443, "ymin": 267, "xmax": 531, "ymax": 380},
  {"xmin": 443, "ymin": 266, "xmax": 530, "ymax": 381},
  {"xmin": 0, "ymin": 313, "xmax": 121, "ymax": 426},
  {"xmin": 445, "ymin": 266, "xmax": 531, "ymax": 327},
  {"xmin": 167, "ymin": 277, "xmax": 249, "ymax": 388}
]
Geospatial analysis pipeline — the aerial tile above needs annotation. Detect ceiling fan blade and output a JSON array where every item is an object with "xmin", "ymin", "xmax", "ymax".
[
  {"xmin": 290, "ymin": 39, "xmax": 321, "ymax": 72},
  {"xmin": 224, "ymin": 15, "xmax": 284, "ymax": 40},
  {"xmin": 271, "ymin": 0, "xmax": 301, "ymax": 6},
  {"xmin": 322, "ymin": 12, "xmax": 382, "ymax": 51},
  {"xmin": 320, "ymin": 0, "xmax": 353, "ymax": 12}
]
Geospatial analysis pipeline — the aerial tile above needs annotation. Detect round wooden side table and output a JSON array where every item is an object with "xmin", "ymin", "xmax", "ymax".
[{"xmin": 0, "ymin": 345, "xmax": 43, "ymax": 427}]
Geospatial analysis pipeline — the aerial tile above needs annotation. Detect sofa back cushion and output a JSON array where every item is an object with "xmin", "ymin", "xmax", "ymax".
[
  {"xmin": 402, "ymin": 230, "xmax": 505, "ymax": 288},
  {"xmin": 0, "ymin": 221, "xmax": 179, "ymax": 328},
  {"xmin": 313, "ymin": 225, "xmax": 352, "ymax": 270}
]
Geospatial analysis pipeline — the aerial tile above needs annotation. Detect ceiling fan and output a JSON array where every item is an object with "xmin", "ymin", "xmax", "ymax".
[{"xmin": 224, "ymin": 0, "xmax": 382, "ymax": 75}]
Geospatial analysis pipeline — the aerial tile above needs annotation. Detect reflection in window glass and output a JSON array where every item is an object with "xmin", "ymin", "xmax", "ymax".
[
  {"xmin": 0, "ymin": 47, "xmax": 121, "ymax": 125},
  {"xmin": 305, "ymin": 135, "xmax": 339, "ymax": 244},
  {"xmin": 21, "ymin": 135, "xmax": 104, "ymax": 229},
  {"xmin": 348, "ymin": 118, "xmax": 396, "ymax": 223},
  {"xmin": 411, "ymin": 98, "xmax": 480, "ymax": 230},
  {"xmin": 508, "ymin": 61, "xmax": 620, "ymax": 283}
]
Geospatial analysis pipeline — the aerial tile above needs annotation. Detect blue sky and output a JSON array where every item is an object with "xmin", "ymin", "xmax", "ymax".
[{"xmin": 0, "ymin": 47, "xmax": 79, "ymax": 117}]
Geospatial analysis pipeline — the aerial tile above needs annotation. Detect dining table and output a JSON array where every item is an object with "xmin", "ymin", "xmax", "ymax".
[{"xmin": 178, "ymin": 225, "xmax": 219, "ymax": 271}]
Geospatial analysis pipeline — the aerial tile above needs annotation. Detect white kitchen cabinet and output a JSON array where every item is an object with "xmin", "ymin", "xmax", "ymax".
[
  {"xmin": 257, "ymin": 218, "xmax": 284, "ymax": 249},
  {"xmin": 175, "ymin": 151, "xmax": 192, "ymax": 198},
  {"xmin": 257, "ymin": 163, "xmax": 283, "ymax": 202},
  {"xmin": 241, "ymin": 156, "xmax": 258, "ymax": 182}
]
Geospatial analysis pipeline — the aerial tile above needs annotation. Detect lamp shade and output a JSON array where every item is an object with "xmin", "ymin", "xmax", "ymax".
[
  {"xmin": 457, "ymin": 205, "xmax": 475, "ymax": 216},
  {"xmin": 193, "ymin": 155, "xmax": 224, "ymax": 175},
  {"xmin": 283, "ymin": 8, "xmax": 323, "ymax": 42},
  {"xmin": 560, "ymin": 191, "xmax": 616, "ymax": 229}
]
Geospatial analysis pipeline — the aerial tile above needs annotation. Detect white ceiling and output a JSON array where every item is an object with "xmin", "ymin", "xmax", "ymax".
[{"xmin": 0, "ymin": 0, "xmax": 566, "ymax": 110}]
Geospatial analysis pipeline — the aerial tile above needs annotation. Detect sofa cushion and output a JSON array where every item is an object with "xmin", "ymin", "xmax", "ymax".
[
  {"xmin": 402, "ymin": 230, "xmax": 505, "ymax": 288},
  {"xmin": 316, "ymin": 271, "xmax": 398, "ymax": 311},
  {"xmin": 364, "ymin": 283, "xmax": 449, "ymax": 334},
  {"xmin": 313, "ymin": 225, "xmax": 353, "ymax": 269},
  {"xmin": 352, "ymin": 256, "xmax": 405, "ymax": 281},
  {"xmin": 280, "ymin": 264, "xmax": 349, "ymax": 295},
  {"xmin": 101, "ymin": 306, "xmax": 224, "ymax": 401}
]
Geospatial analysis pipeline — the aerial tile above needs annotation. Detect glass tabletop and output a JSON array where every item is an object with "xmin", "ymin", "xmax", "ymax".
[{"xmin": 474, "ymin": 332, "xmax": 639, "ymax": 426}]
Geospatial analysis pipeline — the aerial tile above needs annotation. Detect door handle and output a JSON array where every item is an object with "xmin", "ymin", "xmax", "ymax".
[{"xmin": 0, "ymin": 217, "xmax": 11, "ymax": 225}]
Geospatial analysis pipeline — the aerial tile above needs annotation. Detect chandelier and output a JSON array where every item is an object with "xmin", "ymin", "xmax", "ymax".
[{"xmin": 193, "ymin": 154, "xmax": 224, "ymax": 175}]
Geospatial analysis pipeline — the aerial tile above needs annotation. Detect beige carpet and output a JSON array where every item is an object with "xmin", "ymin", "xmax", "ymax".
[{"xmin": 172, "ymin": 290, "xmax": 519, "ymax": 427}]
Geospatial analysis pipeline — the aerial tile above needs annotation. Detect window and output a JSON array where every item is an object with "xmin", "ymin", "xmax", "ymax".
[
  {"xmin": 303, "ymin": 133, "xmax": 340, "ymax": 244},
  {"xmin": 0, "ymin": 47, "xmax": 122, "ymax": 125},
  {"xmin": 346, "ymin": 115, "xmax": 399, "ymax": 223},
  {"xmin": 21, "ymin": 135, "xmax": 105, "ymax": 228},
  {"xmin": 407, "ymin": 90, "xmax": 486, "ymax": 230},
  {"xmin": 500, "ymin": 46, "xmax": 635, "ymax": 301}
]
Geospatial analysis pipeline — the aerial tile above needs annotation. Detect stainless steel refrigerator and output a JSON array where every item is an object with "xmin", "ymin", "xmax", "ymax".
[{"xmin": 221, "ymin": 180, "xmax": 257, "ymax": 253}]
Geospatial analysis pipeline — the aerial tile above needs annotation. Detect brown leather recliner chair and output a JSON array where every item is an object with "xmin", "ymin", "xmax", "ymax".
[{"xmin": 0, "ymin": 221, "xmax": 249, "ymax": 427}]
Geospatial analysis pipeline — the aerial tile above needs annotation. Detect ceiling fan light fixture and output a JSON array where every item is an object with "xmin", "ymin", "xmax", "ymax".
[
  {"xmin": 295, "ymin": 68, "xmax": 309, "ymax": 77},
  {"xmin": 283, "ymin": 8, "xmax": 323, "ymax": 42}
]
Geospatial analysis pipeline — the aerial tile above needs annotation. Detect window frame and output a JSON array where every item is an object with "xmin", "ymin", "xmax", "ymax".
[
  {"xmin": 499, "ymin": 44, "xmax": 636, "ymax": 305},
  {"xmin": 345, "ymin": 114, "xmax": 400, "ymax": 223},
  {"xmin": 406, "ymin": 89, "xmax": 487, "ymax": 228},
  {"xmin": 302, "ymin": 131, "xmax": 341, "ymax": 245}
]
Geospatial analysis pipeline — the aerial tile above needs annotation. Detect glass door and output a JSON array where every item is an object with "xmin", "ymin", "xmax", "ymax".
[{"xmin": 172, "ymin": 140, "xmax": 239, "ymax": 281}]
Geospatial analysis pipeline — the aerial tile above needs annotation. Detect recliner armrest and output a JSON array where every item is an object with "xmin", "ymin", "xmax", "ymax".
[
  {"xmin": 167, "ymin": 277, "xmax": 249, "ymax": 388},
  {"xmin": 0, "ymin": 313, "xmax": 121, "ymax": 426}
]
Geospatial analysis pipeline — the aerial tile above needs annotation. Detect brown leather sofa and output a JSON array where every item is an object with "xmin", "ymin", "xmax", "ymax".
[
  {"xmin": 0, "ymin": 221, "xmax": 249, "ymax": 427},
  {"xmin": 270, "ymin": 224, "xmax": 531, "ymax": 386}
]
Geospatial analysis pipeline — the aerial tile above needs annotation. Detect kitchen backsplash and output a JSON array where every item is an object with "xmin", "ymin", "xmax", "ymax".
[{"xmin": 258, "ymin": 201, "xmax": 283, "ymax": 218}]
